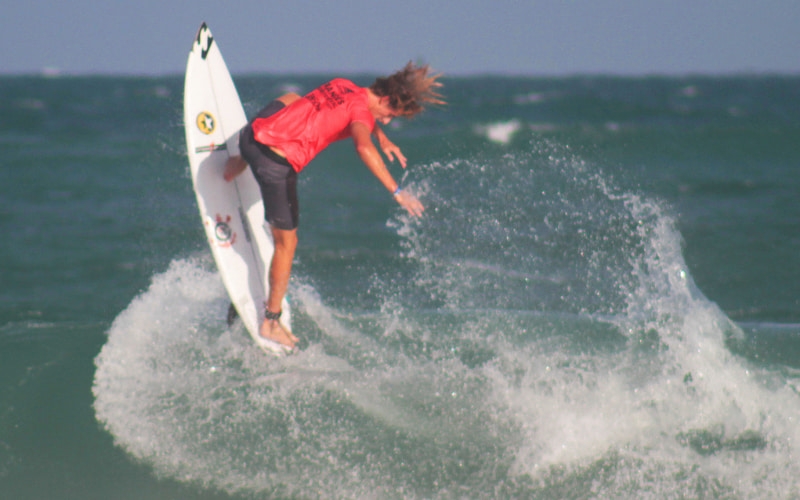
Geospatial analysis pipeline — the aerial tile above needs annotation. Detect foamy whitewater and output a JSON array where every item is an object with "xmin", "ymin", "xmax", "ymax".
[
  {"xmin": 4, "ymin": 74, "xmax": 800, "ymax": 499},
  {"xmin": 94, "ymin": 140, "xmax": 800, "ymax": 498}
]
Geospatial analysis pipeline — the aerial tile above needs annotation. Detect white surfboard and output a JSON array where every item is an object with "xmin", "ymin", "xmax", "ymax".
[{"xmin": 183, "ymin": 22, "xmax": 292, "ymax": 356}]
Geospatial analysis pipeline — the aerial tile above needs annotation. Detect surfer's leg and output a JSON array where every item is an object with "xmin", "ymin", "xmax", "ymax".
[
  {"xmin": 239, "ymin": 110, "xmax": 300, "ymax": 348},
  {"xmin": 244, "ymin": 162, "xmax": 299, "ymax": 349},
  {"xmin": 266, "ymin": 227, "xmax": 296, "ymax": 319},
  {"xmin": 259, "ymin": 226, "xmax": 299, "ymax": 346}
]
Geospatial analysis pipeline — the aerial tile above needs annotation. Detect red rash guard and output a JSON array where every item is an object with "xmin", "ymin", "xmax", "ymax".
[{"xmin": 251, "ymin": 78, "xmax": 376, "ymax": 172}]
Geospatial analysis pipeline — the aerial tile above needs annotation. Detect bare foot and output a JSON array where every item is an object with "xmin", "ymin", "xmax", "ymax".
[
  {"xmin": 259, "ymin": 318, "xmax": 296, "ymax": 349},
  {"xmin": 223, "ymin": 155, "xmax": 247, "ymax": 182}
]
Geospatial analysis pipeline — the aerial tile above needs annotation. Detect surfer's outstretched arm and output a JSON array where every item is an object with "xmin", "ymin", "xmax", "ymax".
[{"xmin": 351, "ymin": 121, "xmax": 424, "ymax": 217}]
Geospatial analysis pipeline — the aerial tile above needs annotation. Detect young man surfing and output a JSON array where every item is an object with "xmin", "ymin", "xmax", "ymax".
[{"xmin": 223, "ymin": 62, "xmax": 444, "ymax": 351}]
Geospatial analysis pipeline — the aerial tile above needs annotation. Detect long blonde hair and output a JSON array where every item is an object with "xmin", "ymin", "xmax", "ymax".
[{"xmin": 370, "ymin": 62, "xmax": 445, "ymax": 117}]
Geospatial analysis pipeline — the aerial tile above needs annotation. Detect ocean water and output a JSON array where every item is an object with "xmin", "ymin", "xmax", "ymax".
[{"xmin": 1, "ymin": 73, "xmax": 799, "ymax": 499}]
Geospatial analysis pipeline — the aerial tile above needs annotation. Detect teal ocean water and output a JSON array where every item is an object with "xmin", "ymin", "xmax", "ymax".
[{"xmin": 1, "ymin": 73, "xmax": 799, "ymax": 499}]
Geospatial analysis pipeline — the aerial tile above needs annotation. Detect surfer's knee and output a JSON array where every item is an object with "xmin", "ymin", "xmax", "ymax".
[{"xmin": 272, "ymin": 227, "xmax": 298, "ymax": 252}]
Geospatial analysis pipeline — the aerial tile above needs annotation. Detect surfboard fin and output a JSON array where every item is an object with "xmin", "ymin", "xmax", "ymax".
[{"xmin": 226, "ymin": 303, "xmax": 239, "ymax": 326}]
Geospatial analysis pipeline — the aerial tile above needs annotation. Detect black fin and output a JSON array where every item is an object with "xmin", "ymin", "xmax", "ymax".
[{"xmin": 226, "ymin": 303, "xmax": 239, "ymax": 326}]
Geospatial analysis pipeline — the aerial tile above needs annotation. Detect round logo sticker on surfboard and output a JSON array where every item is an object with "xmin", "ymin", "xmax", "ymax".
[
  {"xmin": 196, "ymin": 111, "xmax": 216, "ymax": 134},
  {"xmin": 215, "ymin": 221, "xmax": 233, "ymax": 242},
  {"xmin": 212, "ymin": 214, "xmax": 236, "ymax": 247}
]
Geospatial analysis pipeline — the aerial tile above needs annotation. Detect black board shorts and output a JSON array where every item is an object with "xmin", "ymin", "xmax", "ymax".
[{"xmin": 239, "ymin": 100, "xmax": 299, "ymax": 230}]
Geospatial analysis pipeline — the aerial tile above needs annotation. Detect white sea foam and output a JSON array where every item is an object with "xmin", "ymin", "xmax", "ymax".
[
  {"xmin": 395, "ymin": 147, "xmax": 800, "ymax": 496},
  {"xmin": 93, "ymin": 258, "xmax": 482, "ymax": 497},
  {"xmin": 513, "ymin": 92, "xmax": 546, "ymax": 105},
  {"xmin": 93, "ymin": 145, "xmax": 800, "ymax": 498},
  {"xmin": 475, "ymin": 119, "xmax": 522, "ymax": 144},
  {"xmin": 474, "ymin": 156, "xmax": 800, "ymax": 497}
]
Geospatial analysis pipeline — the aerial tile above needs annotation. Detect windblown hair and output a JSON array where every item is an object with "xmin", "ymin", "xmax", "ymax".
[{"xmin": 370, "ymin": 62, "xmax": 445, "ymax": 117}]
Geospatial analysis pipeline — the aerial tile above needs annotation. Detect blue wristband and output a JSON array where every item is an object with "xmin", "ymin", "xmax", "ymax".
[{"xmin": 393, "ymin": 187, "xmax": 402, "ymax": 196}]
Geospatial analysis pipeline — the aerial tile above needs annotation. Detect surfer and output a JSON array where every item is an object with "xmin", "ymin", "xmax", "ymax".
[{"xmin": 223, "ymin": 62, "xmax": 444, "ymax": 350}]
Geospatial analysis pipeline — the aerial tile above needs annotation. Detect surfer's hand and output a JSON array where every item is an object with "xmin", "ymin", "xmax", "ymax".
[
  {"xmin": 378, "ymin": 136, "xmax": 407, "ymax": 168},
  {"xmin": 223, "ymin": 155, "xmax": 248, "ymax": 182},
  {"xmin": 394, "ymin": 190, "xmax": 424, "ymax": 217}
]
